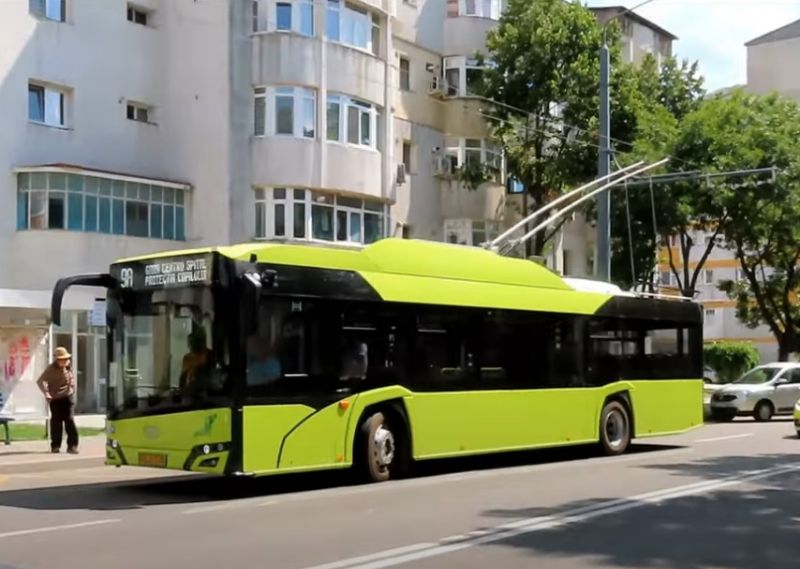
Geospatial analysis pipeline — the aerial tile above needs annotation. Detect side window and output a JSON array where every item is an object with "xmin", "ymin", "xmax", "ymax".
[
  {"xmin": 587, "ymin": 318, "xmax": 698, "ymax": 382},
  {"xmin": 787, "ymin": 369, "xmax": 800, "ymax": 384},
  {"xmin": 411, "ymin": 308, "xmax": 475, "ymax": 389},
  {"xmin": 245, "ymin": 299, "xmax": 339, "ymax": 396}
]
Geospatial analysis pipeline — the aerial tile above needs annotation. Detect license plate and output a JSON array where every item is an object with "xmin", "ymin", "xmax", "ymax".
[{"xmin": 138, "ymin": 452, "xmax": 168, "ymax": 468}]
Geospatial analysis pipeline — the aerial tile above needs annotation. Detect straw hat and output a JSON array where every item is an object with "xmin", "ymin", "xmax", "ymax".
[{"xmin": 54, "ymin": 347, "xmax": 72, "ymax": 360}]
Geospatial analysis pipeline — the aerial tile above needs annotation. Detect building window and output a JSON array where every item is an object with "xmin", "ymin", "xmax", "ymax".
[
  {"xmin": 28, "ymin": 82, "xmax": 66, "ymax": 127},
  {"xmin": 458, "ymin": 0, "xmax": 502, "ymax": 20},
  {"xmin": 704, "ymin": 309, "xmax": 717, "ymax": 325},
  {"xmin": 255, "ymin": 188, "xmax": 386, "ymax": 244},
  {"xmin": 326, "ymin": 93, "xmax": 379, "ymax": 149},
  {"xmin": 30, "ymin": 0, "xmax": 66, "ymax": 22},
  {"xmin": 326, "ymin": 0, "xmax": 380, "ymax": 56},
  {"xmin": 17, "ymin": 171, "xmax": 187, "ymax": 240},
  {"xmin": 399, "ymin": 57, "xmax": 411, "ymax": 91},
  {"xmin": 443, "ymin": 56, "xmax": 489, "ymax": 97},
  {"xmin": 444, "ymin": 219, "xmax": 499, "ymax": 247},
  {"xmin": 126, "ymin": 102, "xmax": 151, "ymax": 123},
  {"xmin": 254, "ymin": 87, "xmax": 316, "ymax": 139},
  {"xmin": 127, "ymin": 4, "xmax": 148, "ymax": 25},
  {"xmin": 703, "ymin": 269, "xmax": 715, "ymax": 285},
  {"xmin": 253, "ymin": 0, "xmax": 313, "ymax": 35},
  {"xmin": 402, "ymin": 141, "xmax": 412, "ymax": 173},
  {"xmin": 444, "ymin": 138, "xmax": 504, "ymax": 181},
  {"xmin": 659, "ymin": 271, "xmax": 672, "ymax": 286}
]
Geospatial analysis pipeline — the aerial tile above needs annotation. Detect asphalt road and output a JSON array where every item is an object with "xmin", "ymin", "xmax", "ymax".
[{"xmin": 0, "ymin": 418, "xmax": 798, "ymax": 569}]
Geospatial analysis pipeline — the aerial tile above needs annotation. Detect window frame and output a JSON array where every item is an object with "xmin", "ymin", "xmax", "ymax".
[
  {"xmin": 252, "ymin": 0, "xmax": 314, "ymax": 36},
  {"xmin": 126, "ymin": 102, "xmax": 153, "ymax": 124},
  {"xmin": 254, "ymin": 86, "xmax": 317, "ymax": 139},
  {"xmin": 16, "ymin": 171, "xmax": 187, "ymax": 241},
  {"xmin": 444, "ymin": 137, "xmax": 505, "ymax": 182},
  {"xmin": 458, "ymin": 0, "xmax": 502, "ymax": 20},
  {"xmin": 28, "ymin": 82, "xmax": 67, "ymax": 128},
  {"xmin": 399, "ymin": 56, "xmax": 411, "ymax": 91},
  {"xmin": 30, "ymin": 0, "xmax": 66, "ymax": 22},
  {"xmin": 325, "ymin": 0, "xmax": 381, "ymax": 56},
  {"xmin": 126, "ymin": 4, "xmax": 149, "ymax": 26},
  {"xmin": 254, "ymin": 188, "xmax": 387, "ymax": 244},
  {"xmin": 325, "ymin": 93, "xmax": 379, "ymax": 150}
]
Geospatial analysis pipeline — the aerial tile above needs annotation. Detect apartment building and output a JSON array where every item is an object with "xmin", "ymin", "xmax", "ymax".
[
  {"xmin": 747, "ymin": 18, "xmax": 800, "ymax": 101},
  {"xmin": 0, "ymin": 0, "xmax": 676, "ymax": 415},
  {"xmin": 658, "ymin": 230, "xmax": 778, "ymax": 363}
]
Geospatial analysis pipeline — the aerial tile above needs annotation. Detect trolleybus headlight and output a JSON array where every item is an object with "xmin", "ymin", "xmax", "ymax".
[
  {"xmin": 109, "ymin": 439, "xmax": 119, "ymax": 449},
  {"xmin": 202, "ymin": 444, "xmax": 211, "ymax": 455}
]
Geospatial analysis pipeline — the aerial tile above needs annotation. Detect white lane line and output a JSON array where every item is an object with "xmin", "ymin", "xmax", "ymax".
[
  {"xmin": 180, "ymin": 447, "xmax": 695, "ymax": 516},
  {"xmin": 694, "ymin": 433, "xmax": 754, "ymax": 444},
  {"xmin": 299, "ymin": 463, "xmax": 800, "ymax": 569},
  {"xmin": 0, "ymin": 519, "xmax": 120, "ymax": 540}
]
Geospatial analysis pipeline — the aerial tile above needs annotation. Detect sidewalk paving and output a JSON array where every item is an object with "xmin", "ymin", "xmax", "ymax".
[{"xmin": 0, "ymin": 435, "xmax": 106, "ymax": 475}]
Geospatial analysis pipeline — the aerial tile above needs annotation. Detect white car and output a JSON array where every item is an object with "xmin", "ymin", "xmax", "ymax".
[{"xmin": 708, "ymin": 363, "xmax": 800, "ymax": 422}]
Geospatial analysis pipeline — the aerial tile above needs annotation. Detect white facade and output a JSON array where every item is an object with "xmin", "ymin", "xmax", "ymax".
[
  {"xmin": 747, "ymin": 18, "xmax": 800, "ymax": 101},
  {"xmin": 0, "ymin": 0, "xmax": 677, "ymax": 414}
]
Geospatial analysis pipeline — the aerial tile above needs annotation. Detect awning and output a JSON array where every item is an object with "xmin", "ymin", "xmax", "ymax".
[{"xmin": 0, "ymin": 288, "xmax": 99, "ymax": 311}]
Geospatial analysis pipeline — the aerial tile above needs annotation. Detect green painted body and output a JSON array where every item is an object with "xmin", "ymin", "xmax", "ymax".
[
  {"xmin": 107, "ymin": 380, "xmax": 702, "ymax": 476},
  {"xmin": 103, "ymin": 239, "xmax": 703, "ymax": 476}
]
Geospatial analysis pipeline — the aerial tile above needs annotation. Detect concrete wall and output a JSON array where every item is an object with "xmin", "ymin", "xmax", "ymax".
[
  {"xmin": 747, "ymin": 37, "xmax": 800, "ymax": 100},
  {"xmin": 0, "ymin": 0, "xmax": 233, "ymax": 291}
]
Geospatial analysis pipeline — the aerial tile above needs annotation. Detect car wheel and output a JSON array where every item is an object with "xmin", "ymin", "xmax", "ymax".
[
  {"xmin": 753, "ymin": 401, "xmax": 774, "ymax": 422},
  {"xmin": 599, "ymin": 400, "xmax": 631, "ymax": 456}
]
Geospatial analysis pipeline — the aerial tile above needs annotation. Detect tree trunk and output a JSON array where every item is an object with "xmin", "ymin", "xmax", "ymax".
[{"xmin": 778, "ymin": 337, "xmax": 791, "ymax": 362}]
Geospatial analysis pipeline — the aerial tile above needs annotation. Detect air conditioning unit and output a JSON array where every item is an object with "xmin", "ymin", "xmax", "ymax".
[
  {"xmin": 396, "ymin": 163, "xmax": 407, "ymax": 185},
  {"xmin": 428, "ymin": 75, "xmax": 446, "ymax": 98},
  {"xmin": 433, "ymin": 156, "xmax": 453, "ymax": 177}
]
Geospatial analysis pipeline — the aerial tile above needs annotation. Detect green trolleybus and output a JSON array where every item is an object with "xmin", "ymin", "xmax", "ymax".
[{"xmin": 51, "ymin": 239, "xmax": 703, "ymax": 482}]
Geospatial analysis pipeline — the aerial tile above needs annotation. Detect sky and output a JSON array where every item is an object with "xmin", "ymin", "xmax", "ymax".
[{"xmin": 585, "ymin": 0, "xmax": 800, "ymax": 92}]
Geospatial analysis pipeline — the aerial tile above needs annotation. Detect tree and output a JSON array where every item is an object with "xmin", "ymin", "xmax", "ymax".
[
  {"xmin": 678, "ymin": 91, "xmax": 800, "ymax": 360},
  {"xmin": 703, "ymin": 342, "xmax": 760, "ymax": 383},
  {"xmin": 610, "ymin": 54, "xmax": 705, "ymax": 290},
  {"xmin": 478, "ymin": 0, "xmax": 635, "ymax": 257}
]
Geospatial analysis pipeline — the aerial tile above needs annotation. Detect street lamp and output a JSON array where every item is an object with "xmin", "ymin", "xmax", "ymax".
[{"xmin": 596, "ymin": 0, "xmax": 658, "ymax": 282}]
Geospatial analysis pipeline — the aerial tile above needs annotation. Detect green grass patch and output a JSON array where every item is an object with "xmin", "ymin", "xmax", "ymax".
[{"xmin": 5, "ymin": 423, "xmax": 105, "ymax": 442}]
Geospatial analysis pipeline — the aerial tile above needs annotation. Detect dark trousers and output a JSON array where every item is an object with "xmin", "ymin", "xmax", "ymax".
[{"xmin": 49, "ymin": 397, "xmax": 79, "ymax": 450}]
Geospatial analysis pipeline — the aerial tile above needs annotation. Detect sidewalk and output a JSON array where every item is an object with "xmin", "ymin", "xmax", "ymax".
[{"xmin": 0, "ymin": 435, "xmax": 106, "ymax": 475}]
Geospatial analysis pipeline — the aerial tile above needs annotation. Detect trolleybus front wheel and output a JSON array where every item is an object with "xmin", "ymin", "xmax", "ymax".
[{"xmin": 358, "ymin": 411, "xmax": 408, "ymax": 483}]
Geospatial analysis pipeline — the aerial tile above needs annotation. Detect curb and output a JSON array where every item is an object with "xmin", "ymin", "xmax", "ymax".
[{"xmin": 0, "ymin": 456, "xmax": 106, "ymax": 475}]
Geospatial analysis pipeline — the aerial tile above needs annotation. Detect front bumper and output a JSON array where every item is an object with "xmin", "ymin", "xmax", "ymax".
[{"xmin": 106, "ymin": 439, "xmax": 231, "ymax": 474}]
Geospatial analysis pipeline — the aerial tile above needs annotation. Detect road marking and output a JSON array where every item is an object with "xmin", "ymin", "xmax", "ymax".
[
  {"xmin": 299, "ymin": 463, "xmax": 800, "ymax": 569},
  {"xmin": 0, "ymin": 519, "xmax": 120, "ymax": 540},
  {"xmin": 694, "ymin": 433, "xmax": 754, "ymax": 444},
  {"xmin": 180, "ymin": 446, "xmax": 695, "ymax": 516}
]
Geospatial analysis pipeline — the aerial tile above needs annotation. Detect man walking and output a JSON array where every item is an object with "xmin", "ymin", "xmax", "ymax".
[{"xmin": 36, "ymin": 347, "xmax": 79, "ymax": 454}]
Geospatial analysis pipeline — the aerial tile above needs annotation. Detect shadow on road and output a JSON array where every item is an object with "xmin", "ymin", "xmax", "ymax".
[
  {"xmin": 0, "ymin": 442, "xmax": 682, "ymax": 512},
  {"xmin": 478, "ymin": 453, "xmax": 800, "ymax": 569}
]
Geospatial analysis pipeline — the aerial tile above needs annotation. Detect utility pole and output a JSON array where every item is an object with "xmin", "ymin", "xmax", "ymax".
[
  {"xmin": 595, "ymin": 0, "xmax": 658, "ymax": 282},
  {"xmin": 596, "ymin": 41, "xmax": 611, "ymax": 281}
]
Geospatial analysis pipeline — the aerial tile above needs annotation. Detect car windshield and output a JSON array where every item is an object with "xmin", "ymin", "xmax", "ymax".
[
  {"xmin": 108, "ymin": 286, "xmax": 231, "ymax": 417},
  {"xmin": 732, "ymin": 367, "xmax": 781, "ymax": 385}
]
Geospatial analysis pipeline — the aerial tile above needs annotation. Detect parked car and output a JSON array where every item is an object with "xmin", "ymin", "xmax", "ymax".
[{"xmin": 708, "ymin": 363, "xmax": 800, "ymax": 422}]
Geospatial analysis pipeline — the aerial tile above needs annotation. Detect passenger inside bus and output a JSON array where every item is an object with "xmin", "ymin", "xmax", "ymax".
[
  {"xmin": 179, "ymin": 327, "xmax": 213, "ymax": 390},
  {"xmin": 247, "ymin": 330, "xmax": 282, "ymax": 386}
]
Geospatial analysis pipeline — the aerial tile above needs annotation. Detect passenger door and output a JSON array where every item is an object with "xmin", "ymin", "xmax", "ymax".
[{"xmin": 774, "ymin": 368, "xmax": 800, "ymax": 413}]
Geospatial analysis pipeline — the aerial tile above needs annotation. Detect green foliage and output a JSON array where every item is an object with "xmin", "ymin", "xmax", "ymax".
[
  {"xmin": 453, "ymin": 160, "xmax": 500, "ymax": 191},
  {"xmin": 610, "ymin": 54, "xmax": 705, "ymax": 289},
  {"xmin": 703, "ymin": 342, "xmax": 760, "ymax": 383},
  {"xmin": 477, "ymin": 0, "xmax": 628, "ymax": 256},
  {"xmin": 678, "ymin": 91, "xmax": 800, "ymax": 359}
]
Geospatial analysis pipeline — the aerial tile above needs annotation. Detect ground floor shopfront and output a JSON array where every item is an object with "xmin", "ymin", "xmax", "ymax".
[{"xmin": 0, "ymin": 288, "xmax": 106, "ymax": 418}]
